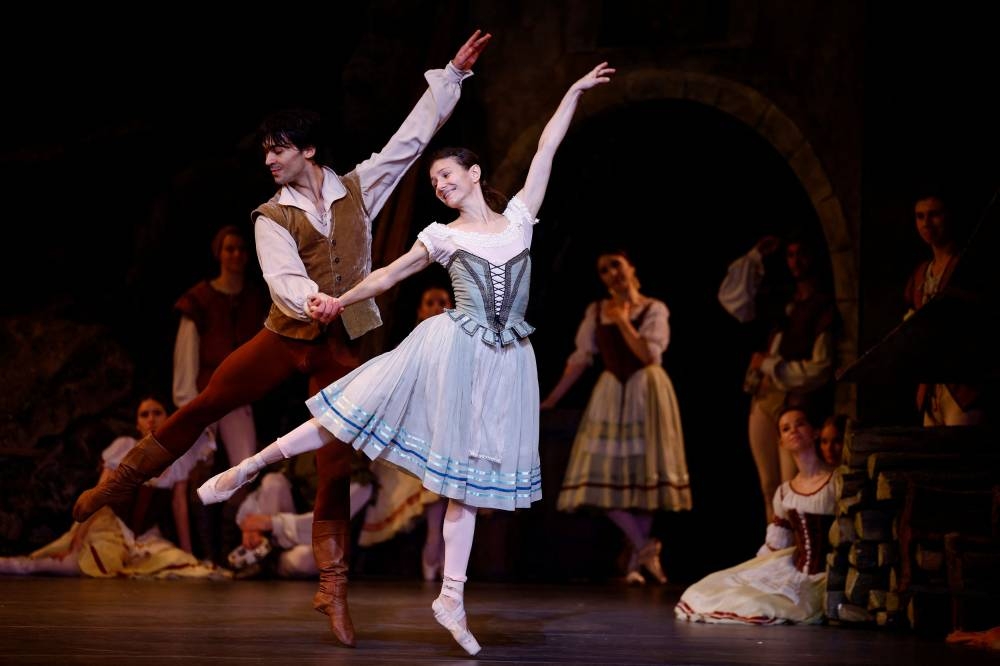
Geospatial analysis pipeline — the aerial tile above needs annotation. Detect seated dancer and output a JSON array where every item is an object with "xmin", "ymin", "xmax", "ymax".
[
  {"xmin": 0, "ymin": 396, "xmax": 222, "ymax": 579},
  {"xmin": 231, "ymin": 468, "xmax": 373, "ymax": 579},
  {"xmin": 675, "ymin": 404, "xmax": 835, "ymax": 625}
]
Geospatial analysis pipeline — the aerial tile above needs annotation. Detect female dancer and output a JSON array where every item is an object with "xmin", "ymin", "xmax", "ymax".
[
  {"xmin": 541, "ymin": 249, "xmax": 691, "ymax": 585},
  {"xmin": 675, "ymin": 404, "xmax": 835, "ymax": 625}
]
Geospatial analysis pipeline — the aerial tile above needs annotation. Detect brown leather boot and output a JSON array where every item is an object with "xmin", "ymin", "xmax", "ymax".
[
  {"xmin": 312, "ymin": 520, "xmax": 356, "ymax": 647},
  {"xmin": 72, "ymin": 434, "xmax": 175, "ymax": 523}
]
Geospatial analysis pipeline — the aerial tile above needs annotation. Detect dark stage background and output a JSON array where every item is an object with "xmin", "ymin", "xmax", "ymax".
[{"xmin": 3, "ymin": 1, "xmax": 1000, "ymax": 585}]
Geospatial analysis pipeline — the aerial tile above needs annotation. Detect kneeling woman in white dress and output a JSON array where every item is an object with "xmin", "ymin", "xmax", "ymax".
[{"xmin": 675, "ymin": 404, "xmax": 835, "ymax": 625}]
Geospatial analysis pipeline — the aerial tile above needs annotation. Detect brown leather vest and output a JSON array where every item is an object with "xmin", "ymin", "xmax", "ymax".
[{"xmin": 252, "ymin": 171, "xmax": 381, "ymax": 341}]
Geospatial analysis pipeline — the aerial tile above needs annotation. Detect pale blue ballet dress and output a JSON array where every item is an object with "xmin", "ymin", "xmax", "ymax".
[{"xmin": 306, "ymin": 196, "xmax": 542, "ymax": 510}]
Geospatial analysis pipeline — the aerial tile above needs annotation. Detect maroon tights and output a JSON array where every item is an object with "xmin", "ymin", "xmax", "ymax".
[{"xmin": 155, "ymin": 327, "xmax": 357, "ymax": 520}]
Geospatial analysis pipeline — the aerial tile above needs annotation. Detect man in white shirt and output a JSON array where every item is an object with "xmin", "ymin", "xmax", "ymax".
[{"xmin": 73, "ymin": 30, "xmax": 491, "ymax": 647}]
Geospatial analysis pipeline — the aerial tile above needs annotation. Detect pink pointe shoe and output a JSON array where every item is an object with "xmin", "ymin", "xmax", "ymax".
[
  {"xmin": 197, "ymin": 458, "xmax": 261, "ymax": 505},
  {"xmin": 432, "ymin": 577, "xmax": 481, "ymax": 656}
]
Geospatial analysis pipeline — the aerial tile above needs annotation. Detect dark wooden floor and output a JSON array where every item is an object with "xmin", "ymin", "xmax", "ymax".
[{"xmin": 1, "ymin": 576, "xmax": 997, "ymax": 665}]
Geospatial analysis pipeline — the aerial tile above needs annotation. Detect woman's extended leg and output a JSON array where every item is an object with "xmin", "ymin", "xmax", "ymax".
[{"xmin": 197, "ymin": 419, "xmax": 336, "ymax": 504}]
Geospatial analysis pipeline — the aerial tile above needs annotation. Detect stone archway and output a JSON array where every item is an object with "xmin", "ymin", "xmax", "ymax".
[{"xmin": 494, "ymin": 68, "xmax": 858, "ymax": 411}]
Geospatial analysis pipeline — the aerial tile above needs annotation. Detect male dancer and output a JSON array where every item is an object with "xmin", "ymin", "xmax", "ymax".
[{"xmin": 73, "ymin": 30, "xmax": 491, "ymax": 647}]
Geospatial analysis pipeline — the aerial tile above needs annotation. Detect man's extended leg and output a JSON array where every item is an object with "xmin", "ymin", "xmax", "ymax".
[{"xmin": 73, "ymin": 330, "xmax": 301, "ymax": 522}]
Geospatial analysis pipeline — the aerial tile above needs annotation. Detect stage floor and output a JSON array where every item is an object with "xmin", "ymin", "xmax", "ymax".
[{"xmin": 0, "ymin": 576, "xmax": 995, "ymax": 664}]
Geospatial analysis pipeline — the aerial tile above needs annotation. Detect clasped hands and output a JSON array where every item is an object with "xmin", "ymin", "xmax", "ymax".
[{"xmin": 306, "ymin": 293, "xmax": 345, "ymax": 323}]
